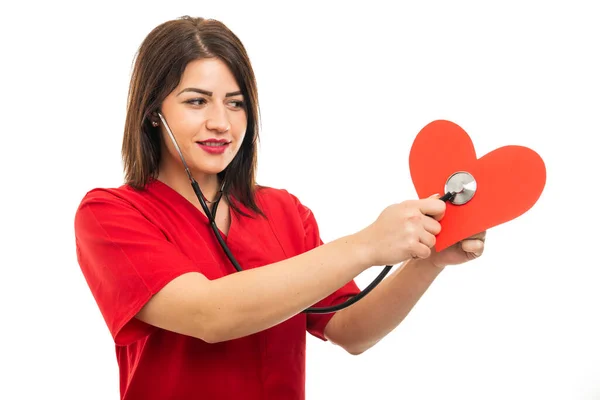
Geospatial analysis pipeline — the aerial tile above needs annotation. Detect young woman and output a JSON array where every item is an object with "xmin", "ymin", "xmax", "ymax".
[{"xmin": 74, "ymin": 15, "xmax": 486, "ymax": 400}]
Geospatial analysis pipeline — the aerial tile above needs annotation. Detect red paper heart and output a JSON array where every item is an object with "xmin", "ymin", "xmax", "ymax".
[{"xmin": 409, "ymin": 120, "xmax": 546, "ymax": 251}]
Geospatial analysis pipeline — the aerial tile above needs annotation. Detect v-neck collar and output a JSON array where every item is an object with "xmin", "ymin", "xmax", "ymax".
[{"xmin": 145, "ymin": 178, "xmax": 235, "ymax": 241}]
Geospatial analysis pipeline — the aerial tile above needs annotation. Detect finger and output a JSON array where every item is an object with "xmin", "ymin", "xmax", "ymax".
[
  {"xmin": 411, "ymin": 242, "xmax": 432, "ymax": 259},
  {"xmin": 418, "ymin": 198, "xmax": 446, "ymax": 220},
  {"xmin": 426, "ymin": 208, "xmax": 445, "ymax": 222},
  {"xmin": 421, "ymin": 215, "xmax": 442, "ymax": 235},
  {"xmin": 422, "ymin": 214, "xmax": 442, "ymax": 235},
  {"xmin": 462, "ymin": 231, "xmax": 486, "ymax": 242},
  {"xmin": 461, "ymin": 239, "xmax": 484, "ymax": 256},
  {"xmin": 419, "ymin": 229, "xmax": 436, "ymax": 249},
  {"xmin": 469, "ymin": 230, "xmax": 486, "ymax": 241}
]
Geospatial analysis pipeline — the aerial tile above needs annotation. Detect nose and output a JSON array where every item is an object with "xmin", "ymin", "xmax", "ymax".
[{"xmin": 205, "ymin": 103, "xmax": 231, "ymax": 133}]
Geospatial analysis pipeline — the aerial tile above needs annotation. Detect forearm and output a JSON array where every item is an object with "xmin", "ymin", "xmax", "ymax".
[
  {"xmin": 200, "ymin": 233, "xmax": 370, "ymax": 342},
  {"xmin": 325, "ymin": 258, "xmax": 444, "ymax": 354}
]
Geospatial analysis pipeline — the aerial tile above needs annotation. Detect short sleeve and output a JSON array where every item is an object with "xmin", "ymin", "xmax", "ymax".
[
  {"xmin": 291, "ymin": 194, "xmax": 361, "ymax": 341},
  {"xmin": 74, "ymin": 189, "xmax": 201, "ymax": 346}
]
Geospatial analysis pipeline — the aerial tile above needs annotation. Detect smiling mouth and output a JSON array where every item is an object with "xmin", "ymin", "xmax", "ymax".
[
  {"xmin": 197, "ymin": 140, "xmax": 231, "ymax": 146},
  {"xmin": 198, "ymin": 142, "xmax": 229, "ymax": 147}
]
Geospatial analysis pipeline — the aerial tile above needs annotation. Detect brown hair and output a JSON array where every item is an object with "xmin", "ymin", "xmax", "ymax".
[{"xmin": 122, "ymin": 16, "xmax": 263, "ymax": 217}]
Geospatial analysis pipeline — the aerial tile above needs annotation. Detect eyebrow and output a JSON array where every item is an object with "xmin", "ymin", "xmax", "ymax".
[{"xmin": 177, "ymin": 88, "xmax": 242, "ymax": 97}]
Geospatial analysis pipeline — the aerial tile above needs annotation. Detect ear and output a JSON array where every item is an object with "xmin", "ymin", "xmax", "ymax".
[{"xmin": 149, "ymin": 111, "xmax": 161, "ymax": 127}]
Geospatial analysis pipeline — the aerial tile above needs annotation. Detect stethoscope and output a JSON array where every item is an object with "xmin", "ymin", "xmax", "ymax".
[{"xmin": 157, "ymin": 112, "xmax": 477, "ymax": 314}]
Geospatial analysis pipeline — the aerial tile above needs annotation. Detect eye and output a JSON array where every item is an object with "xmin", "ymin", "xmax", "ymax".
[
  {"xmin": 185, "ymin": 98, "xmax": 207, "ymax": 106},
  {"xmin": 228, "ymin": 100, "xmax": 245, "ymax": 110}
]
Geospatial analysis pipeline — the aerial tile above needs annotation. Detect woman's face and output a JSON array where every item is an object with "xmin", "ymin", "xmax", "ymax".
[{"xmin": 158, "ymin": 57, "xmax": 247, "ymax": 177}]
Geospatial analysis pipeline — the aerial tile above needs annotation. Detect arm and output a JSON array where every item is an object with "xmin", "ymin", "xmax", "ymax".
[
  {"xmin": 76, "ymin": 189, "xmax": 445, "ymax": 346},
  {"xmin": 323, "ymin": 258, "xmax": 444, "ymax": 355},
  {"xmin": 136, "ymin": 233, "xmax": 372, "ymax": 343}
]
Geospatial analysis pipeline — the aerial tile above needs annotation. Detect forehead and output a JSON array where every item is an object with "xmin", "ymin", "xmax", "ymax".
[{"xmin": 178, "ymin": 58, "xmax": 240, "ymax": 92}]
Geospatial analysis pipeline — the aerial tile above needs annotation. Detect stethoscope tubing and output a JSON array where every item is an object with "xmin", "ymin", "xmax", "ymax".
[{"xmin": 157, "ymin": 112, "xmax": 463, "ymax": 314}]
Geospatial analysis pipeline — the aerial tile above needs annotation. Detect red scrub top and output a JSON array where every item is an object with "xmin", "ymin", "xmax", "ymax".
[{"xmin": 74, "ymin": 178, "xmax": 360, "ymax": 400}]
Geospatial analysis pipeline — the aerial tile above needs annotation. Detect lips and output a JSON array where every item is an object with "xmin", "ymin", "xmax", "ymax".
[
  {"xmin": 196, "ymin": 140, "xmax": 231, "ymax": 154},
  {"xmin": 198, "ymin": 141, "xmax": 229, "ymax": 147},
  {"xmin": 196, "ymin": 139, "xmax": 231, "ymax": 146}
]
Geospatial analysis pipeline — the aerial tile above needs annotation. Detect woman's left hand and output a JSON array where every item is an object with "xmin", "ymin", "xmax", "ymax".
[{"xmin": 427, "ymin": 231, "xmax": 487, "ymax": 269}]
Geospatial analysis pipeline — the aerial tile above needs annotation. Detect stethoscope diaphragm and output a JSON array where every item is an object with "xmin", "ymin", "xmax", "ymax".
[{"xmin": 444, "ymin": 171, "xmax": 477, "ymax": 205}]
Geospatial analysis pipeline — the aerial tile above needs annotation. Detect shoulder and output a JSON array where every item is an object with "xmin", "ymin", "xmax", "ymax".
[
  {"xmin": 254, "ymin": 185, "xmax": 316, "ymax": 226},
  {"xmin": 254, "ymin": 185, "xmax": 306, "ymax": 213},
  {"xmin": 76, "ymin": 183, "xmax": 147, "ymax": 214},
  {"xmin": 74, "ymin": 181, "xmax": 160, "ymax": 233}
]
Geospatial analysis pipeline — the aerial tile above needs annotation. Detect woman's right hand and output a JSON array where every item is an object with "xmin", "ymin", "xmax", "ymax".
[{"xmin": 356, "ymin": 195, "xmax": 446, "ymax": 266}]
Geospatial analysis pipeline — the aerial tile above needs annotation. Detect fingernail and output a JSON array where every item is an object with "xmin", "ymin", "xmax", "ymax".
[{"xmin": 429, "ymin": 193, "xmax": 440, "ymax": 198}]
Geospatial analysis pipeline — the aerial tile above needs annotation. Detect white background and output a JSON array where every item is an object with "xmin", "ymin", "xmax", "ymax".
[{"xmin": 1, "ymin": 1, "xmax": 599, "ymax": 399}]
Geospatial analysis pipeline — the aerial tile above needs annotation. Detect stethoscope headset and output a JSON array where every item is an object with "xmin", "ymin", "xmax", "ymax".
[{"xmin": 156, "ymin": 112, "xmax": 477, "ymax": 314}]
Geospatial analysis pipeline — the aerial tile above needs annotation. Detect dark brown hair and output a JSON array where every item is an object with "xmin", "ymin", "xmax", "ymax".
[{"xmin": 122, "ymin": 16, "xmax": 263, "ymax": 217}]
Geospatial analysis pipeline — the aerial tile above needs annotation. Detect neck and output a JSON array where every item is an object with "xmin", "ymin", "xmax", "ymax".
[{"xmin": 157, "ymin": 163, "xmax": 223, "ymax": 208}]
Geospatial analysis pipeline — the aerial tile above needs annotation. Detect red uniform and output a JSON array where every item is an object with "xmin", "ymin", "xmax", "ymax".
[{"xmin": 74, "ymin": 178, "xmax": 360, "ymax": 399}]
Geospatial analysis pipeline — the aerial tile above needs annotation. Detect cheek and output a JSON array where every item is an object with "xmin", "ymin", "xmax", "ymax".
[
  {"xmin": 232, "ymin": 115, "xmax": 248, "ymax": 144},
  {"xmin": 175, "ymin": 109, "xmax": 204, "ymax": 136},
  {"xmin": 232, "ymin": 133, "xmax": 246, "ymax": 154}
]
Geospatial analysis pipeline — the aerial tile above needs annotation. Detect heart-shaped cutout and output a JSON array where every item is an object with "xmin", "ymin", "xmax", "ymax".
[{"xmin": 409, "ymin": 120, "xmax": 546, "ymax": 251}]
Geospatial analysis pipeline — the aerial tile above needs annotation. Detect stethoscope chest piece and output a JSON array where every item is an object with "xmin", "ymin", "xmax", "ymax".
[{"xmin": 444, "ymin": 171, "xmax": 477, "ymax": 205}]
